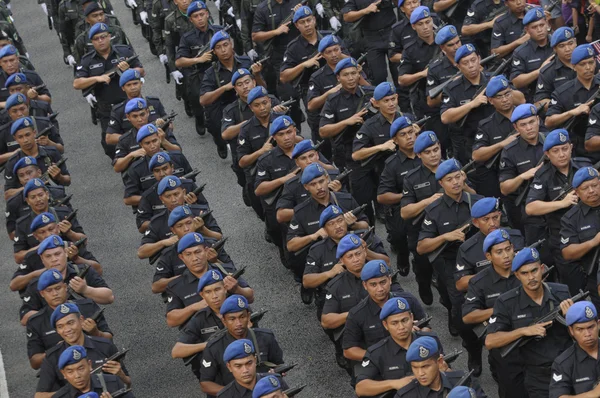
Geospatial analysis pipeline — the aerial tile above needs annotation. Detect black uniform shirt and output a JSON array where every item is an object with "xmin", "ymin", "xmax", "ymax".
[
  {"xmin": 491, "ymin": 12, "xmax": 524, "ymax": 50},
  {"xmin": 4, "ymin": 145, "xmax": 69, "ymax": 190},
  {"xmin": 550, "ymin": 341, "xmax": 600, "ymax": 398},
  {"xmin": 559, "ymin": 202, "xmax": 600, "ymax": 281},
  {"xmin": 462, "ymin": 265, "xmax": 521, "ymax": 317},
  {"xmin": 123, "ymin": 150, "xmax": 192, "ymax": 198},
  {"xmin": 106, "ymin": 95, "xmax": 166, "ymax": 136},
  {"xmin": 534, "ymin": 57, "xmax": 577, "ymax": 102}
]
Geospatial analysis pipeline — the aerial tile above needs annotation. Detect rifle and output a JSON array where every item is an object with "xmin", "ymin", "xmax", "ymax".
[
  {"xmin": 588, "ymin": 247, "xmax": 600, "ymax": 276},
  {"xmin": 254, "ymin": 55, "xmax": 270, "ymax": 65},
  {"xmin": 278, "ymin": 98, "xmax": 297, "ymax": 108},
  {"xmin": 67, "ymin": 265, "xmax": 90, "ymax": 299},
  {"xmin": 263, "ymin": 1, "xmax": 308, "ymax": 55},
  {"xmin": 156, "ymin": 110, "xmax": 177, "ymax": 129},
  {"xmin": 195, "ymin": 24, "xmax": 232, "ymax": 58},
  {"xmin": 35, "ymin": 125, "xmax": 53, "ymax": 139},
  {"xmin": 91, "ymin": 349, "xmax": 129, "ymax": 374},
  {"xmin": 284, "ymin": 385, "xmax": 306, "ymax": 397},
  {"xmin": 552, "ymin": 159, "xmax": 600, "ymax": 202},
  {"xmin": 456, "ymin": 56, "xmax": 512, "ymax": 128},
  {"xmin": 350, "ymin": 203, "xmax": 368, "ymax": 216},
  {"xmin": 361, "ymin": 115, "xmax": 431, "ymax": 167},
  {"xmin": 334, "ymin": 168, "xmax": 352, "ymax": 182},
  {"xmin": 428, "ymin": 220, "xmax": 472, "ymax": 263},
  {"xmin": 542, "ymin": 265, "xmax": 553, "ymax": 280},
  {"xmin": 563, "ymin": 85, "xmax": 600, "ymax": 131},
  {"xmin": 82, "ymin": 54, "xmax": 139, "ymax": 97},
  {"xmin": 165, "ymin": 61, "xmax": 171, "ymax": 84},
  {"xmin": 483, "ymin": 5, "xmax": 507, "ymax": 22},
  {"xmin": 442, "ymin": 348, "xmax": 462, "ymax": 364},
  {"xmin": 272, "ymin": 362, "xmax": 297, "ymax": 374},
  {"xmin": 263, "ymin": 167, "xmax": 301, "ymax": 206},
  {"xmin": 514, "ymin": 155, "xmax": 547, "ymax": 207},
  {"xmin": 211, "ymin": 236, "xmax": 228, "ymax": 253},
  {"xmin": 181, "ymin": 168, "xmax": 201, "ymax": 180},
  {"xmin": 358, "ymin": 226, "xmax": 375, "ymax": 247},
  {"xmin": 65, "ymin": 209, "xmax": 78, "ymax": 223},
  {"xmin": 32, "ymin": 83, "xmax": 47, "ymax": 92},
  {"xmin": 415, "ymin": 314, "xmax": 432, "ymax": 329},
  {"xmin": 40, "ymin": 157, "xmax": 67, "ymax": 183},
  {"xmin": 53, "ymin": 194, "xmax": 73, "ymax": 208},
  {"xmin": 74, "ymin": 236, "xmax": 88, "ymax": 248},
  {"xmin": 455, "ymin": 369, "xmax": 475, "ymax": 387},
  {"xmin": 192, "ymin": 183, "xmax": 206, "ymax": 196},
  {"xmin": 500, "ymin": 289, "xmax": 590, "ymax": 357},
  {"xmin": 530, "ymin": 237, "xmax": 546, "ymax": 250},
  {"xmin": 90, "ymin": 307, "xmax": 105, "ymax": 323},
  {"xmin": 112, "ymin": 388, "xmax": 133, "ymax": 398}
]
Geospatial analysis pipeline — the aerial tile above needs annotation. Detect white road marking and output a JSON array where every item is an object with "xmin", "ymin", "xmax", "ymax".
[{"xmin": 0, "ymin": 349, "xmax": 9, "ymax": 397}]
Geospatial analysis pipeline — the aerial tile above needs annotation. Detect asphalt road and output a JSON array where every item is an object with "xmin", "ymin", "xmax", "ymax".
[{"xmin": 0, "ymin": 2, "xmax": 500, "ymax": 397}]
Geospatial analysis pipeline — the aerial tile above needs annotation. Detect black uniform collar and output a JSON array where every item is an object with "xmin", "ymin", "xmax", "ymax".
[
  {"xmin": 578, "ymin": 201, "xmax": 600, "ymax": 216},
  {"xmin": 527, "ymin": 37, "xmax": 550, "ymax": 50},
  {"xmin": 492, "ymin": 110, "xmax": 512, "ymax": 123},
  {"xmin": 508, "ymin": 12, "xmax": 522, "ymax": 24},
  {"xmin": 388, "ymin": 333, "xmax": 415, "ymax": 355},
  {"xmin": 554, "ymin": 57, "xmax": 570, "ymax": 71},
  {"xmin": 574, "ymin": 340, "xmax": 600, "ymax": 363},
  {"xmin": 194, "ymin": 24, "xmax": 217, "ymax": 36},
  {"xmin": 298, "ymin": 32, "xmax": 321, "ymax": 48},
  {"xmin": 573, "ymin": 75, "xmax": 600, "ymax": 92},
  {"xmin": 375, "ymin": 112, "xmax": 395, "ymax": 126},
  {"xmin": 461, "ymin": 73, "xmax": 485, "ymax": 90},
  {"xmin": 216, "ymin": 55, "xmax": 243, "ymax": 72},
  {"xmin": 231, "ymin": 379, "xmax": 253, "ymax": 395},
  {"xmin": 517, "ymin": 135, "xmax": 542, "ymax": 149},
  {"xmin": 182, "ymin": 267, "xmax": 201, "ymax": 283},
  {"xmin": 490, "ymin": 264, "xmax": 512, "ymax": 283},
  {"xmin": 395, "ymin": 150, "xmax": 413, "ymax": 163},
  {"xmin": 271, "ymin": 145, "xmax": 291, "ymax": 159},
  {"xmin": 441, "ymin": 191, "xmax": 469, "ymax": 207},
  {"xmin": 341, "ymin": 86, "xmax": 365, "ymax": 100},
  {"xmin": 517, "ymin": 285, "xmax": 552, "ymax": 309}
]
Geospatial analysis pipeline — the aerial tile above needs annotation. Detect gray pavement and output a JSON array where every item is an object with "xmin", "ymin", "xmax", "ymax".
[{"xmin": 0, "ymin": 2, "xmax": 499, "ymax": 396}]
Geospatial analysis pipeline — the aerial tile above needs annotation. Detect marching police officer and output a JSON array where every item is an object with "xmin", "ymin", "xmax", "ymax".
[
  {"xmin": 200, "ymin": 294, "xmax": 284, "ymax": 396},
  {"xmin": 525, "ymin": 130, "xmax": 591, "ymax": 293},
  {"xmin": 394, "ymin": 336, "xmax": 486, "ymax": 397},
  {"xmin": 462, "ymin": 229, "xmax": 526, "ymax": 397},
  {"xmin": 509, "ymin": 7, "xmax": 553, "ymax": 103},
  {"xmin": 560, "ymin": 167, "xmax": 600, "ymax": 309},
  {"xmin": 73, "ymin": 22, "xmax": 144, "ymax": 158},
  {"xmin": 533, "ymin": 27, "xmax": 576, "ymax": 110},
  {"xmin": 460, "ymin": 0, "xmax": 503, "ymax": 58},
  {"xmin": 0, "ymin": 44, "xmax": 51, "ymax": 104},
  {"xmin": 545, "ymin": 44, "xmax": 600, "ymax": 158},
  {"xmin": 355, "ymin": 297, "xmax": 443, "ymax": 397},
  {"xmin": 471, "ymin": 75, "xmax": 523, "ymax": 197},
  {"xmin": 550, "ymin": 301, "xmax": 600, "ymax": 397},
  {"xmin": 485, "ymin": 247, "xmax": 574, "ymax": 398},
  {"xmin": 252, "ymin": 375, "xmax": 287, "ymax": 398},
  {"xmin": 490, "ymin": 0, "xmax": 529, "ymax": 58},
  {"xmin": 26, "ymin": 269, "xmax": 112, "ymax": 369},
  {"xmin": 51, "ymin": 346, "xmax": 134, "ymax": 398},
  {"xmin": 165, "ymin": 232, "xmax": 252, "ymax": 328}
]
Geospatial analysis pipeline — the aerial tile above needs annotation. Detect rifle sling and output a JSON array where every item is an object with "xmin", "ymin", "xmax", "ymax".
[{"xmin": 247, "ymin": 328, "xmax": 277, "ymax": 368}]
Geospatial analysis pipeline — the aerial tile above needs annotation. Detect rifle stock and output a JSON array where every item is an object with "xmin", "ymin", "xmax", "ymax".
[
  {"xmin": 82, "ymin": 55, "xmax": 139, "ymax": 97},
  {"xmin": 192, "ymin": 183, "xmax": 206, "ymax": 196},
  {"xmin": 90, "ymin": 307, "xmax": 105, "ymax": 323},
  {"xmin": 65, "ymin": 208, "xmax": 78, "ymax": 223},
  {"xmin": 415, "ymin": 315, "xmax": 432, "ymax": 328},
  {"xmin": 428, "ymin": 221, "xmax": 472, "ymax": 263}
]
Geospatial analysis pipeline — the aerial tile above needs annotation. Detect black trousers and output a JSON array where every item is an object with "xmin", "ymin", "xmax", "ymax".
[
  {"xmin": 523, "ymin": 364, "xmax": 552, "ymax": 398},
  {"xmin": 385, "ymin": 207, "xmax": 410, "ymax": 267},
  {"xmin": 97, "ymin": 102, "xmax": 116, "ymax": 159},
  {"xmin": 488, "ymin": 349, "xmax": 528, "ymax": 398},
  {"xmin": 363, "ymin": 30, "xmax": 393, "ymax": 86}
]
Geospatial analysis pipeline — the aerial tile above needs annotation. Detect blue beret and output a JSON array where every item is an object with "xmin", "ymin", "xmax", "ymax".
[
  {"xmin": 406, "ymin": 336, "xmax": 439, "ymax": 362},
  {"xmin": 291, "ymin": 139, "xmax": 314, "ymax": 158},
  {"xmin": 293, "ymin": 5, "xmax": 312, "ymax": 23},
  {"xmin": 231, "ymin": 68, "xmax": 251, "ymax": 85},
  {"xmin": 31, "ymin": 212, "xmax": 56, "ymax": 232},
  {"xmin": 78, "ymin": 394, "xmax": 99, "ymax": 398},
  {"xmin": 511, "ymin": 103, "xmax": 538, "ymax": 123},
  {"xmin": 512, "ymin": 247, "xmax": 540, "ymax": 272},
  {"xmin": 223, "ymin": 339, "xmax": 255, "ymax": 362},
  {"xmin": 136, "ymin": 123, "xmax": 158, "ymax": 143},
  {"xmin": 148, "ymin": 151, "xmax": 171, "ymax": 170},
  {"xmin": 177, "ymin": 231, "xmax": 205, "ymax": 253},
  {"xmin": 523, "ymin": 7, "xmax": 544, "ymax": 25},
  {"xmin": 58, "ymin": 345, "xmax": 86, "ymax": 370},
  {"xmin": 12, "ymin": 156, "xmax": 37, "ymax": 175},
  {"xmin": 157, "ymin": 175, "xmax": 181, "ymax": 196},
  {"xmin": 414, "ymin": 131, "xmax": 438, "ymax": 153},
  {"xmin": 210, "ymin": 30, "xmax": 231, "ymax": 50},
  {"xmin": 373, "ymin": 82, "xmax": 395, "ymax": 101},
  {"xmin": 37, "ymin": 268, "xmax": 63, "ymax": 291},
  {"xmin": 573, "ymin": 167, "xmax": 599, "ymax": 189},
  {"xmin": 270, "ymin": 115, "xmax": 295, "ymax": 136},
  {"xmin": 198, "ymin": 269, "xmax": 223, "ymax": 292},
  {"xmin": 5, "ymin": 72, "xmax": 27, "ymax": 88},
  {"xmin": 83, "ymin": 2, "xmax": 102, "ymax": 16},
  {"xmin": 186, "ymin": 0, "xmax": 207, "ymax": 16},
  {"xmin": 470, "ymin": 197, "xmax": 500, "ymax": 218},
  {"xmin": 455, "ymin": 43, "xmax": 477, "ymax": 63},
  {"xmin": 435, "ymin": 25, "xmax": 458, "ymax": 45},
  {"xmin": 566, "ymin": 301, "xmax": 597, "ymax": 326},
  {"xmin": 551, "ymin": 27, "xmax": 575, "ymax": 47},
  {"xmin": 23, "ymin": 178, "xmax": 47, "ymax": 197},
  {"xmin": 571, "ymin": 44, "xmax": 595, "ymax": 65},
  {"xmin": 334, "ymin": 57, "xmax": 358, "ymax": 75},
  {"xmin": 125, "ymin": 98, "xmax": 146, "ymax": 114},
  {"xmin": 361, "ymin": 259, "xmax": 390, "ymax": 281},
  {"xmin": 448, "ymin": 386, "xmax": 477, "ymax": 398},
  {"xmin": 11, "ymin": 116, "xmax": 34, "ymax": 135},
  {"xmin": 319, "ymin": 205, "xmax": 344, "ymax": 227},
  {"xmin": 0, "ymin": 44, "xmax": 17, "ymax": 58},
  {"xmin": 220, "ymin": 294, "xmax": 249, "ymax": 315},
  {"xmin": 169, "ymin": 205, "xmax": 195, "ymax": 228},
  {"xmin": 390, "ymin": 115, "xmax": 415, "ymax": 138},
  {"xmin": 398, "ymin": 0, "xmax": 405, "ymax": 5},
  {"xmin": 543, "ymin": 129, "xmax": 570, "ymax": 151},
  {"xmin": 247, "ymin": 86, "xmax": 268, "ymax": 105},
  {"xmin": 485, "ymin": 75, "xmax": 510, "ymax": 97},
  {"xmin": 300, "ymin": 163, "xmax": 326, "ymax": 184},
  {"xmin": 336, "ymin": 233, "xmax": 362, "ymax": 259},
  {"xmin": 38, "ymin": 235, "xmax": 64, "ymax": 255},
  {"xmin": 119, "ymin": 69, "xmax": 141, "ymax": 87},
  {"xmin": 88, "ymin": 22, "xmax": 108, "ymax": 39},
  {"xmin": 483, "ymin": 228, "xmax": 511, "ymax": 253},
  {"xmin": 410, "ymin": 6, "xmax": 431, "ymax": 24},
  {"xmin": 435, "ymin": 158, "xmax": 462, "ymax": 180},
  {"xmin": 318, "ymin": 35, "xmax": 341, "ymax": 53},
  {"xmin": 380, "ymin": 297, "xmax": 411, "ymax": 320},
  {"xmin": 51, "ymin": 303, "xmax": 80, "ymax": 328},
  {"xmin": 5, "ymin": 92, "xmax": 27, "ymax": 110},
  {"xmin": 252, "ymin": 375, "xmax": 282, "ymax": 398}
]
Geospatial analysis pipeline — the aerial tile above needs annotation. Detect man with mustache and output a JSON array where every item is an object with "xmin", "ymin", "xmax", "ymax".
[
  {"xmin": 549, "ymin": 301, "xmax": 600, "ymax": 397},
  {"xmin": 462, "ymin": 229, "xmax": 525, "ymax": 397},
  {"xmin": 525, "ymin": 129, "xmax": 591, "ymax": 295},
  {"xmin": 486, "ymin": 247, "xmax": 574, "ymax": 398},
  {"xmin": 560, "ymin": 167, "xmax": 600, "ymax": 309}
]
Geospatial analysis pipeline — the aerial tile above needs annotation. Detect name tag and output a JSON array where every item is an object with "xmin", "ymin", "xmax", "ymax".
[
  {"xmin": 517, "ymin": 314, "xmax": 527, "ymax": 319},
  {"xmin": 414, "ymin": 182, "xmax": 430, "ymax": 189},
  {"xmin": 476, "ymin": 260, "xmax": 490, "ymax": 268},
  {"xmin": 45, "ymin": 330, "xmax": 56, "ymax": 335},
  {"xmin": 400, "ymin": 171, "xmax": 408, "ymax": 175},
  {"xmin": 90, "ymin": 63, "xmax": 104, "ymax": 70},
  {"xmin": 201, "ymin": 326, "xmax": 220, "ymax": 334},
  {"xmin": 308, "ymin": 221, "xmax": 319, "ymax": 226},
  {"xmin": 516, "ymin": 160, "xmax": 530, "ymax": 166},
  {"xmin": 528, "ymin": 58, "xmax": 540, "ymax": 63},
  {"xmin": 342, "ymin": 294, "xmax": 351, "ymax": 299},
  {"xmin": 486, "ymin": 293, "xmax": 500, "ymax": 298},
  {"xmin": 389, "ymin": 366, "xmax": 399, "ymax": 370},
  {"xmin": 460, "ymin": 100, "xmax": 471, "ymax": 105},
  {"xmin": 340, "ymin": 108, "xmax": 349, "ymax": 112},
  {"xmin": 581, "ymin": 225, "xmax": 591, "ymax": 231},
  {"xmin": 576, "ymin": 377, "xmax": 591, "ymax": 382},
  {"xmin": 183, "ymin": 293, "xmax": 197, "ymax": 300}
]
